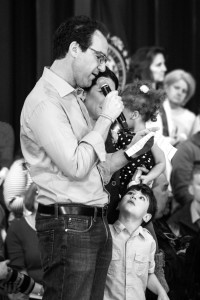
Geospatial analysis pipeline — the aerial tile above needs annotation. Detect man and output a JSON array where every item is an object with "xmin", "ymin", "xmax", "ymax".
[
  {"xmin": 20, "ymin": 15, "xmax": 156, "ymax": 300},
  {"xmin": 168, "ymin": 161, "xmax": 200, "ymax": 238},
  {"xmin": 146, "ymin": 173, "xmax": 186, "ymax": 300},
  {"xmin": 171, "ymin": 131, "xmax": 200, "ymax": 208}
]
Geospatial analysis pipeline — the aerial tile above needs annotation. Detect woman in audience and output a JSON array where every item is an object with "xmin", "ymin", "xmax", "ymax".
[
  {"xmin": 126, "ymin": 46, "xmax": 171, "ymax": 137},
  {"xmin": 164, "ymin": 69, "xmax": 196, "ymax": 145},
  {"xmin": 127, "ymin": 46, "xmax": 167, "ymax": 89}
]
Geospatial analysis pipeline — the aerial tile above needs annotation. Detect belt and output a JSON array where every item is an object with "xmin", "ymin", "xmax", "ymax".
[{"xmin": 37, "ymin": 203, "xmax": 107, "ymax": 218}]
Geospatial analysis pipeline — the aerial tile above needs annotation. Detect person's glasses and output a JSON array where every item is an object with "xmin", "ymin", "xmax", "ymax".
[{"xmin": 89, "ymin": 47, "xmax": 108, "ymax": 65}]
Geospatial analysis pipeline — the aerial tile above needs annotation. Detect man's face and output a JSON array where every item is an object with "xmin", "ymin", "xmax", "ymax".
[
  {"xmin": 153, "ymin": 173, "xmax": 169, "ymax": 219},
  {"xmin": 73, "ymin": 30, "xmax": 108, "ymax": 88},
  {"xmin": 85, "ymin": 77, "xmax": 115, "ymax": 121},
  {"xmin": 119, "ymin": 189, "xmax": 150, "ymax": 221}
]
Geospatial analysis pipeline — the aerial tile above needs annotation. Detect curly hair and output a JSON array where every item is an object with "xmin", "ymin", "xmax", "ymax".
[
  {"xmin": 126, "ymin": 46, "xmax": 166, "ymax": 84},
  {"xmin": 53, "ymin": 15, "xmax": 108, "ymax": 60},
  {"xmin": 122, "ymin": 79, "xmax": 166, "ymax": 122}
]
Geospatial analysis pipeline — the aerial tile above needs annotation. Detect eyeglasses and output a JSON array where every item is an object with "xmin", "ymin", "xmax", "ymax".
[{"xmin": 89, "ymin": 47, "xmax": 108, "ymax": 65}]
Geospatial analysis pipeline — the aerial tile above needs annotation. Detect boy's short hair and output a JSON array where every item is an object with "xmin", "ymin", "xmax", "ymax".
[{"xmin": 124, "ymin": 184, "xmax": 157, "ymax": 223}]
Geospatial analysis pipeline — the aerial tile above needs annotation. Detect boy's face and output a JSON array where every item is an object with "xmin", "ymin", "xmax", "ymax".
[
  {"xmin": 119, "ymin": 189, "xmax": 151, "ymax": 223},
  {"xmin": 189, "ymin": 173, "xmax": 200, "ymax": 203}
]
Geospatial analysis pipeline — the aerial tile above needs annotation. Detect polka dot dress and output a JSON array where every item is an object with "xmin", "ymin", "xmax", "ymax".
[{"xmin": 114, "ymin": 129, "xmax": 155, "ymax": 195}]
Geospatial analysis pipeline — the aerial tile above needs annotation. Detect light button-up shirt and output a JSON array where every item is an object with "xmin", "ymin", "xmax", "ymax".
[
  {"xmin": 20, "ymin": 67, "xmax": 111, "ymax": 206},
  {"xmin": 104, "ymin": 220, "xmax": 156, "ymax": 300}
]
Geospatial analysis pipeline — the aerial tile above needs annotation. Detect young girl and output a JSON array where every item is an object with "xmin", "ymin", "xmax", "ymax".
[{"xmin": 112, "ymin": 80, "xmax": 166, "ymax": 196}]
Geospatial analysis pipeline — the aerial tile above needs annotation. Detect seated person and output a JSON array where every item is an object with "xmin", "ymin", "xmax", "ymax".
[
  {"xmin": 3, "ymin": 153, "xmax": 33, "ymax": 223},
  {"xmin": 147, "ymin": 173, "xmax": 188, "ymax": 300},
  {"xmin": 104, "ymin": 183, "xmax": 169, "ymax": 300},
  {"xmin": 184, "ymin": 230, "xmax": 200, "ymax": 299},
  {"xmin": 163, "ymin": 69, "xmax": 196, "ymax": 144},
  {"xmin": 5, "ymin": 183, "xmax": 43, "ymax": 300},
  {"xmin": 170, "ymin": 131, "xmax": 200, "ymax": 209},
  {"xmin": 168, "ymin": 160, "xmax": 200, "ymax": 238}
]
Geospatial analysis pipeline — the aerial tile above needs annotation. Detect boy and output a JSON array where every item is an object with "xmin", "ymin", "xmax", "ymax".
[{"xmin": 104, "ymin": 184, "xmax": 169, "ymax": 300}]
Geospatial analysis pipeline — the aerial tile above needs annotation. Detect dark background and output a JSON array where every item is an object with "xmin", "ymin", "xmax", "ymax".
[{"xmin": 1, "ymin": 0, "xmax": 199, "ymax": 152}]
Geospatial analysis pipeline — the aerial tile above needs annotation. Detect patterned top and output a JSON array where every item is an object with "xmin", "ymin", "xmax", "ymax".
[{"xmin": 114, "ymin": 129, "xmax": 155, "ymax": 195}]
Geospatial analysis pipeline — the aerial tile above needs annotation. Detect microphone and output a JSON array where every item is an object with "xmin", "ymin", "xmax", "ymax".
[{"xmin": 97, "ymin": 78, "xmax": 128, "ymax": 130}]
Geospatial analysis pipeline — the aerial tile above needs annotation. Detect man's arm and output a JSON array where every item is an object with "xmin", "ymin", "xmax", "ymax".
[{"xmin": 108, "ymin": 128, "xmax": 159, "ymax": 175}]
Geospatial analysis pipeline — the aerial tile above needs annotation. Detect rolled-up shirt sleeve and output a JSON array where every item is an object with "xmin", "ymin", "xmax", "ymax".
[
  {"xmin": 98, "ymin": 153, "xmax": 113, "ymax": 185},
  {"xmin": 81, "ymin": 131, "xmax": 106, "ymax": 162}
]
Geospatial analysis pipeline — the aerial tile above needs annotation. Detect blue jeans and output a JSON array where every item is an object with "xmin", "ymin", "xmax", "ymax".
[{"xmin": 35, "ymin": 207, "xmax": 112, "ymax": 300}]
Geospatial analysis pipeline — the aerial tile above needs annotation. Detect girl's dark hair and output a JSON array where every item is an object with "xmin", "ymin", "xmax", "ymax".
[
  {"xmin": 85, "ymin": 66, "xmax": 119, "ymax": 91},
  {"xmin": 53, "ymin": 15, "xmax": 108, "ymax": 60},
  {"xmin": 122, "ymin": 79, "xmax": 166, "ymax": 122},
  {"xmin": 126, "ymin": 46, "xmax": 166, "ymax": 84}
]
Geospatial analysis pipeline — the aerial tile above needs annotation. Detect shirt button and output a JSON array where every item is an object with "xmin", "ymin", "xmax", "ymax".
[{"xmin": 111, "ymin": 180, "xmax": 116, "ymax": 186}]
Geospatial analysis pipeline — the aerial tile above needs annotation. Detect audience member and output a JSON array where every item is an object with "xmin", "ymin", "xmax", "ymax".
[
  {"xmin": 168, "ymin": 161, "xmax": 200, "ymax": 238},
  {"xmin": 170, "ymin": 131, "xmax": 200, "ymax": 208},
  {"xmin": 191, "ymin": 112, "xmax": 200, "ymax": 135},
  {"xmin": 126, "ymin": 46, "xmax": 171, "ymax": 137},
  {"xmin": 104, "ymin": 183, "xmax": 169, "ymax": 300},
  {"xmin": 0, "ymin": 122, "xmax": 15, "ymax": 188},
  {"xmin": 3, "ymin": 154, "xmax": 32, "ymax": 223},
  {"xmin": 164, "ymin": 69, "xmax": 196, "ymax": 145},
  {"xmin": 20, "ymin": 15, "xmax": 157, "ymax": 300},
  {"xmin": 0, "ymin": 122, "xmax": 15, "ymax": 229},
  {"xmin": 5, "ymin": 183, "xmax": 43, "ymax": 300},
  {"xmin": 146, "ymin": 173, "xmax": 187, "ymax": 300},
  {"xmin": 184, "ymin": 230, "xmax": 200, "ymax": 299},
  {"xmin": 127, "ymin": 46, "xmax": 167, "ymax": 89}
]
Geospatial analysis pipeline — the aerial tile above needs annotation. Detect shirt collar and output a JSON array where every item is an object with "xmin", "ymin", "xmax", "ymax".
[
  {"xmin": 43, "ymin": 67, "xmax": 75, "ymax": 97},
  {"xmin": 190, "ymin": 201, "xmax": 200, "ymax": 223},
  {"xmin": 113, "ymin": 220, "xmax": 146, "ymax": 239}
]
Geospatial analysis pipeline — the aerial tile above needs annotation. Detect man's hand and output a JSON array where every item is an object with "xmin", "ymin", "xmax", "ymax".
[{"xmin": 101, "ymin": 91, "xmax": 124, "ymax": 122}]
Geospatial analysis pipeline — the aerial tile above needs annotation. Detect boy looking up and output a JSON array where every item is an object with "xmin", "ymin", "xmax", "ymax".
[{"xmin": 104, "ymin": 184, "xmax": 169, "ymax": 300}]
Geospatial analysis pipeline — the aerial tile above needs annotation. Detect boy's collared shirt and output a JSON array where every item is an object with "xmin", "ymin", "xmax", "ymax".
[{"xmin": 104, "ymin": 220, "xmax": 156, "ymax": 300}]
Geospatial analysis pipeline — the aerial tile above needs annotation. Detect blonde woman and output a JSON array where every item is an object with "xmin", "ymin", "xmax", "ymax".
[{"xmin": 164, "ymin": 69, "xmax": 196, "ymax": 145}]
